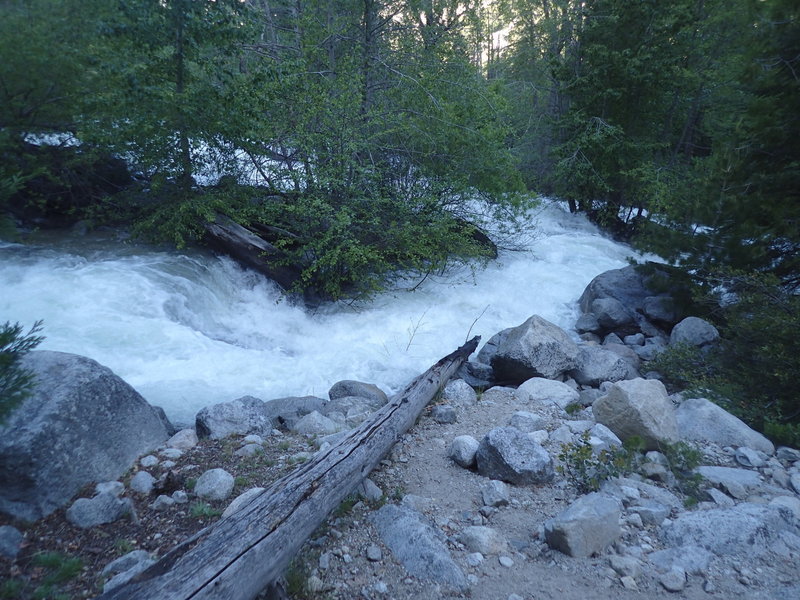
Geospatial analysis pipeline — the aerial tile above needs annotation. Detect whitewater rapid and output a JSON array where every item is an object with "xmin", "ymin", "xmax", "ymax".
[{"xmin": 1, "ymin": 201, "xmax": 643, "ymax": 425}]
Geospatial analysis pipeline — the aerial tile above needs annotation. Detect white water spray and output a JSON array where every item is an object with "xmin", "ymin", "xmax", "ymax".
[{"xmin": 1, "ymin": 201, "xmax": 643, "ymax": 425}]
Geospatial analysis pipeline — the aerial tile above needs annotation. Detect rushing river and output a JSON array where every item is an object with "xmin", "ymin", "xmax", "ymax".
[{"xmin": 0, "ymin": 201, "xmax": 645, "ymax": 426}]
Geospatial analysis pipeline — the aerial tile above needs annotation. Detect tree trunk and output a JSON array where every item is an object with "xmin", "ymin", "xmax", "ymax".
[{"xmin": 95, "ymin": 336, "xmax": 479, "ymax": 600}]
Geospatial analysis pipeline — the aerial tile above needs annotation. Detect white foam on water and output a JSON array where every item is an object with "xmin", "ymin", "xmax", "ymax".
[{"xmin": 0, "ymin": 201, "xmax": 643, "ymax": 425}]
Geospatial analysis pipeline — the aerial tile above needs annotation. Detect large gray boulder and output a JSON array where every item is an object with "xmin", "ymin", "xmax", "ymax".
[
  {"xmin": 544, "ymin": 493, "xmax": 622, "ymax": 557},
  {"xmin": 196, "ymin": 395, "xmax": 327, "ymax": 438},
  {"xmin": 590, "ymin": 298, "xmax": 635, "ymax": 333},
  {"xmin": 592, "ymin": 378, "xmax": 679, "ymax": 450},
  {"xmin": 570, "ymin": 345, "xmax": 635, "ymax": 387},
  {"xmin": 516, "ymin": 377, "xmax": 579, "ymax": 409},
  {"xmin": 661, "ymin": 503, "xmax": 800, "ymax": 557},
  {"xmin": 578, "ymin": 266, "xmax": 651, "ymax": 314},
  {"xmin": 0, "ymin": 351, "xmax": 169, "ymax": 521},
  {"xmin": 370, "ymin": 504, "xmax": 467, "ymax": 591},
  {"xmin": 195, "ymin": 396, "xmax": 275, "ymax": 439},
  {"xmin": 490, "ymin": 316, "xmax": 579, "ymax": 383},
  {"xmin": 676, "ymin": 397, "xmax": 775, "ymax": 455},
  {"xmin": 670, "ymin": 317, "xmax": 720, "ymax": 347},
  {"xmin": 476, "ymin": 426, "xmax": 554, "ymax": 485}
]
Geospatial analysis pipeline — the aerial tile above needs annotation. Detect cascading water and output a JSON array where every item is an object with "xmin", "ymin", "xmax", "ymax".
[{"xmin": 1, "ymin": 201, "xmax": 646, "ymax": 425}]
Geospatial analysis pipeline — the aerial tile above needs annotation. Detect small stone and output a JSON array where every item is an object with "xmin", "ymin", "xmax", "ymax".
[
  {"xmin": 358, "ymin": 478, "xmax": 383, "ymax": 502},
  {"xmin": 95, "ymin": 481, "xmax": 125, "ymax": 497},
  {"xmin": 66, "ymin": 493, "xmax": 132, "ymax": 528},
  {"xmin": 195, "ymin": 468, "xmax": 235, "ymax": 502},
  {"xmin": 659, "ymin": 567, "xmax": 687, "ymax": 592},
  {"xmin": 319, "ymin": 552, "xmax": 331, "ymax": 570},
  {"xmin": 342, "ymin": 553, "xmax": 353, "ymax": 564},
  {"xmin": 703, "ymin": 579, "xmax": 716, "ymax": 593},
  {"xmin": 242, "ymin": 434, "xmax": 265, "ymax": 444},
  {"xmin": 235, "ymin": 444, "xmax": 263, "ymax": 457},
  {"xmin": 373, "ymin": 581, "xmax": 388, "ymax": 594},
  {"xmin": 167, "ymin": 428, "xmax": 198, "ymax": 450},
  {"xmin": 735, "ymin": 447, "xmax": 766, "ymax": 468},
  {"xmin": 102, "ymin": 550, "xmax": 152, "ymax": 576},
  {"xmin": 431, "ymin": 404, "xmax": 457, "ymax": 424},
  {"xmin": 620, "ymin": 576, "xmax": 638, "ymax": 590},
  {"xmin": 151, "ymin": 495, "xmax": 175, "ymax": 510},
  {"xmin": 130, "ymin": 471, "xmax": 157, "ymax": 495},
  {"xmin": 0, "ymin": 525, "xmax": 23, "ymax": 559},
  {"xmin": 609, "ymin": 555, "xmax": 642, "ymax": 578},
  {"xmin": 140, "ymin": 455, "xmax": 159, "ymax": 468},
  {"xmin": 776, "ymin": 447, "xmax": 800, "ymax": 463},
  {"xmin": 159, "ymin": 448, "xmax": 183, "ymax": 460},
  {"xmin": 161, "ymin": 460, "xmax": 176, "ymax": 469},
  {"xmin": 481, "ymin": 480, "xmax": 510, "ymax": 508},
  {"xmin": 498, "ymin": 556, "xmax": 514, "ymax": 567},
  {"xmin": 366, "ymin": 544, "xmax": 383, "ymax": 562},
  {"xmin": 172, "ymin": 490, "xmax": 188, "ymax": 504},
  {"xmin": 307, "ymin": 575, "xmax": 325, "ymax": 593},
  {"xmin": 449, "ymin": 435, "xmax": 480, "ymax": 469},
  {"xmin": 466, "ymin": 552, "xmax": 484, "ymax": 567}
]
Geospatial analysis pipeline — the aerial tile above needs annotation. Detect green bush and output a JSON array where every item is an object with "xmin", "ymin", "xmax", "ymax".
[
  {"xmin": 652, "ymin": 273, "xmax": 800, "ymax": 445},
  {"xmin": 557, "ymin": 432, "xmax": 641, "ymax": 494},
  {"xmin": 0, "ymin": 320, "xmax": 44, "ymax": 424}
]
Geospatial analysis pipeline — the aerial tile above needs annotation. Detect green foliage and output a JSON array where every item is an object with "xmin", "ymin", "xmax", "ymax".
[
  {"xmin": 189, "ymin": 501, "xmax": 221, "ymax": 519},
  {"xmin": 652, "ymin": 273, "xmax": 800, "ymax": 443},
  {"xmin": 557, "ymin": 431, "xmax": 640, "ymax": 494},
  {"xmin": 658, "ymin": 441, "xmax": 704, "ymax": 505},
  {"xmin": 0, "ymin": 320, "xmax": 44, "ymax": 424},
  {"xmin": 0, "ymin": 579, "xmax": 24, "ymax": 600},
  {"xmin": 32, "ymin": 551, "xmax": 84, "ymax": 585},
  {"xmin": 333, "ymin": 494, "xmax": 359, "ymax": 519},
  {"xmin": 113, "ymin": 538, "xmax": 136, "ymax": 556}
]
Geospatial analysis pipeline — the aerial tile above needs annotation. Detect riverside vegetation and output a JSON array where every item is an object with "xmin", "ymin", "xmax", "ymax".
[{"xmin": 1, "ymin": 1, "xmax": 798, "ymax": 462}]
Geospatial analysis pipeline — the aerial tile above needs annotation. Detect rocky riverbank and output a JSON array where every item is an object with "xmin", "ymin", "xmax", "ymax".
[{"xmin": 2, "ymin": 266, "xmax": 800, "ymax": 600}]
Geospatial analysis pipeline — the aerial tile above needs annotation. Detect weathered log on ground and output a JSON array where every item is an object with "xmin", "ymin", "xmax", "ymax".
[
  {"xmin": 96, "ymin": 337, "xmax": 480, "ymax": 600},
  {"xmin": 202, "ymin": 213, "xmax": 302, "ymax": 292}
]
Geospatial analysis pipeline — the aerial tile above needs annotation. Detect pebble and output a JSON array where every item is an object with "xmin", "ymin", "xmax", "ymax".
[
  {"xmin": 659, "ymin": 567, "xmax": 687, "ymax": 592},
  {"xmin": 620, "ymin": 575, "xmax": 638, "ymax": 590},
  {"xmin": 366, "ymin": 544, "xmax": 382, "ymax": 562},
  {"xmin": 140, "ymin": 455, "xmax": 159, "ymax": 468},
  {"xmin": 373, "ymin": 581, "xmax": 388, "ymax": 594},
  {"xmin": 319, "ymin": 552, "xmax": 331, "ymax": 570},
  {"xmin": 466, "ymin": 552, "xmax": 484, "ymax": 567},
  {"xmin": 499, "ymin": 556, "xmax": 514, "ymax": 567}
]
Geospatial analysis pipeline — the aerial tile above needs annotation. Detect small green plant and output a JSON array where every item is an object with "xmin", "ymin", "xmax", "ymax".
[
  {"xmin": 185, "ymin": 477, "xmax": 197, "ymax": 491},
  {"xmin": 0, "ymin": 579, "xmax": 24, "ymax": 599},
  {"xmin": 283, "ymin": 558, "xmax": 309, "ymax": 597},
  {"xmin": 658, "ymin": 440, "xmax": 705, "ymax": 504},
  {"xmin": 390, "ymin": 486, "xmax": 405, "ymax": 502},
  {"xmin": 189, "ymin": 501, "xmax": 221, "ymax": 519},
  {"xmin": 557, "ymin": 431, "xmax": 640, "ymax": 494},
  {"xmin": 333, "ymin": 494, "xmax": 359, "ymax": 518},
  {"xmin": 114, "ymin": 538, "xmax": 135, "ymax": 555},
  {"xmin": 564, "ymin": 402, "xmax": 583, "ymax": 415},
  {"xmin": 234, "ymin": 475, "xmax": 249, "ymax": 487},
  {"xmin": 278, "ymin": 440, "xmax": 292, "ymax": 451},
  {"xmin": 31, "ymin": 551, "xmax": 83, "ymax": 584}
]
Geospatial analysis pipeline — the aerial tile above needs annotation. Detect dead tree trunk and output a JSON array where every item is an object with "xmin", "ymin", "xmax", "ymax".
[{"xmin": 97, "ymin": 337, "xmax": 480, "ymax": 600}]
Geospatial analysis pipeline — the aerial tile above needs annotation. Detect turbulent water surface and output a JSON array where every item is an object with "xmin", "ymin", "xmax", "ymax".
[{"xmin": 1, "ymin": 201, "xmax": 646, "ymax": 425}]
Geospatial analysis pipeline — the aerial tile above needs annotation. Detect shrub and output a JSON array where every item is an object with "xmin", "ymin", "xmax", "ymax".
[{"xmin": 0, "ymin": 320, "xmax": 44, "ymax": 424}]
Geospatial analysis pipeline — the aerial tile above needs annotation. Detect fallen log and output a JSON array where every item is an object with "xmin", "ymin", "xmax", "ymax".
[{"xmin": 97, "ymin": 336, "xmax": 480, "ymax": 600}]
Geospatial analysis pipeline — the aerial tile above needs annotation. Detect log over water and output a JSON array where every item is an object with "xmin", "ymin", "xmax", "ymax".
[{"xmin": 96, "ymin": 336, "xmax": 479, "ymax": 600}]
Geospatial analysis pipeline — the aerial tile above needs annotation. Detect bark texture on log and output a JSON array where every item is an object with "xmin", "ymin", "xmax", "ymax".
[
  {"xmin": 96, "ymin": 337, "xmax": 479, "ymax": 600},
  {"xmin": 202, "ymin": 213, "xmax": 301, "ymax": 292}
]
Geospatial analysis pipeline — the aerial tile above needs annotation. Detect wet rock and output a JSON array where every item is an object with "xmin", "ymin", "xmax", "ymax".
[
  {"xmin": 476, "ymin": 427, "xmax": 554, "ymax": 485},
  {"xmin": 491, "ymin": 315, "xmax": 579, "ymax": 383},
  {"xmin": 544, "ymin": 493, "xmax": 622, "ymax": 557},
  {"xmin": 195, "ymin": 396, "xmax": 275, "ymax": 440},
  {"xmin": 328, "ymin": 380, "xmax": 388, "ymax": 405}
]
